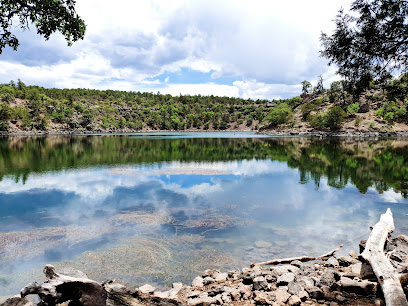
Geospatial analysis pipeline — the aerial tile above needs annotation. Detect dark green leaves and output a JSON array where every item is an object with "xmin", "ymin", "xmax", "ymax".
[
  {"xmin": 320, "ymin": 0, "xmax": 408, "ymax": 93},
  {"xmin": 0, "ymin": 0, "xmax": 86, "ymax": 53}
]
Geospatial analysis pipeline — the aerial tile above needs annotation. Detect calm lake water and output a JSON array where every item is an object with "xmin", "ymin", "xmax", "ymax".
[{"xmin": 1, "ymin": 132, "xmax": 408, "ymax": 295}]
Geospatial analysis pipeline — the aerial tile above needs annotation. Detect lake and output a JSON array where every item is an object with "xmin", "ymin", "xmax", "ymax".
[{"xmin": 1, "ymin": 132, "xmax": 408, "ymax": 296}]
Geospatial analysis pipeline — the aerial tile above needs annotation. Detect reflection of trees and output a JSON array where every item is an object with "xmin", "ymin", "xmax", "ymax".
[{"xmin": 0, "ymin": 136, "xmax": 407, "ymax": 197}]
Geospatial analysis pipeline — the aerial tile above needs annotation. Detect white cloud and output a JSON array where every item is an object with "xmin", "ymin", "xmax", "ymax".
[{"xmin": 0, "ymin": 0, "xmax": 353, "ymax": 99}]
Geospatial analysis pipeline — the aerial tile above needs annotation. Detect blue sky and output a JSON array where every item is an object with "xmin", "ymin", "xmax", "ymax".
[{"xmin": 0, "ymin": 0, "xmax": 352, "ymax": 100}]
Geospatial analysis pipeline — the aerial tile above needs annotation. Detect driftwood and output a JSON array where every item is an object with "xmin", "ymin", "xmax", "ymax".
[
  {"xmin": 20, "ymin": 265, "xmax": 107, "ymax": 306},
  {"xmin": 361, "ymin": 208, "xmax": 408, "ymax": 306},
  {"xmin": 250, "ymin": 244, "xmax": 343, "ymax": 267}
]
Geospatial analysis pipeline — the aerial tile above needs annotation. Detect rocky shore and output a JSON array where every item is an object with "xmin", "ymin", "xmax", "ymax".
[
  {"xmin": 2, "ymin": 129, "xmax": 408, "ymax": 138},
  {"xmin": 1, "ymin": 233, "xmax": 407, "ymax": 306}
]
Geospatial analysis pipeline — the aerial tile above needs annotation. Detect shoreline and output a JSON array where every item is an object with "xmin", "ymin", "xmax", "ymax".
[{"xmin": 1, "ymin": 129, "xmax": 408, "ymax": 138}]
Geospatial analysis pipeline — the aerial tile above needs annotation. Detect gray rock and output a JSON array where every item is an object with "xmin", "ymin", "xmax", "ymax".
[
  {"xmin": 339, "ymin": 277, "xmax": 377, "ymax": 295},
  {"xmin": 318, "ymin": 269, "xmax": 336, "ymax": 287},
  {"xmin": 288, "ymin": 295, "xmax": 301, "ymax": 306},
  {"xmin": 220, "ymin": 292, "xmax": 231, "ymax": 304},
  {"xmin": 337, "ymin": 256, "xmax": 359, "ymax": 267},
  {"xmin": 238, "ymin": 284, "xmax": 252, "ymax": 300},
  {"xmin": 275, "ymin": 288, "xmax": 291, "ymax": 304},
  {"xmin": 277, "ymin": 272, "xmax": 295, "ymax": 286},
  {"xmin": 291, "ymin": 260, "xmax": 303, "ymax": 268},
  {"xmin": 207, "ymin": 285, "xmax": 224, "ymax": 297},
  {"xmin": 214, "ymin": 272, "xmax": 228, "ymax": 282},
  {"xmin": 229, "ymin": 287, "xmax": 241, "ymax": 301},
  {"xmin": 325, "ymin": 257, "xmax": 339, "ymax": 268},
  {"xmin": 298, "ymin": 289, "xmax": 309, "ymax": 301},
  {"xmin": 139, "ymin": 284, "xmax": 155, "ymax": 294},
  {"xmin": 202, "ymin": 269, "xmax": 220, "ymax": 278},
  {"xmin": 253, "ymin": 276, "xmax": 269, "ymax": 291},
  {"xmin": 253, "ymin": 291, "xmax": 275, "ymax": 305},
  {"xmin": 202, "ymin": 276, "xmax": 215, "ymax": 285},
  {"xmin": 336, "ymin": 294, "xmax": 346, "ymax": 302},
  {"xmin": 191, "ymin": 276, "xmax": 204, "ymax": 288},
  {"xmin": 298, "ymin": 276, "xmax": 315, "ymax": 289},
  {"xmin": 307, "ymin": 287, "xmax": 324, "ymax": 300},
  {"xmin": 271, "ymin": 265, "xmax": 299, "ymax": 277},
  {"xmin": 288, "ymin": 282, "xmax": 302, "ymax": 295},
  {"xmin": 187, "ymin": 296, "xmax": 217, "ymax": 306},
  {"xmin": 0, "ymin": 297, "xmax": 34, "ymax": 306},
  {"xmin": 359, "ymin": 103, "xmax": 370, "ymax": 113},
  {"xmin": 264, "ymin": 274, "xmax": 276, "ymax": 283}
]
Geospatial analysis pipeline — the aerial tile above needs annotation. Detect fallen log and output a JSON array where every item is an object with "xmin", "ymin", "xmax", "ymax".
[
  {"xmin": 361, "ymin": 208, "xmax": 408, "ymax": 306},
  {"xmin": 20, "ymin": 265, "xmax": 107, "ymax": 306},
  {"xmin": 250, "ymin": 244, "xmax": 343, "ymax": 267}
]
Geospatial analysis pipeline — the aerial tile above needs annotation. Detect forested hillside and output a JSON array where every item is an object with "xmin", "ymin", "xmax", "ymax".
[
  {"xmin": 1, "ymin": 76, "xmax": 408, "ymax": 133},
  {"xmin": 0, "ymin": 80, "xmax": 273, "ymax": 132}
]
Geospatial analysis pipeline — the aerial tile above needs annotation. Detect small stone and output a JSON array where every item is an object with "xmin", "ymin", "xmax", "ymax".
[
  {"xmin": 339, "ymin": 277, "xmax": 377, "ymax": 295},
  {"xmin": 318, "ymin": 269, "xmax": 336, "ymax": 287},
  {"xmin": 298, "ymin": 276, "xmax": 315, "ymax": 289},
  {"xmin": 288, "ymin": 282, "xmax": 302, "ymax": 295},
  {"xmin": 336, "ymin": 294, "xmax": 346, "ymax": 302},
  {"xmin": 253, "ymin": 276, "xmax": 269, "ymax": 291},
  {"xmin": 220, "ymin": 292, "xmax": 231, "ymax": 304},
  {"xmin": 298, "ymin": 289, "xmax": 309, "ymax": 301},
  {"xmin": 277, "ymin": 272, "xmax": 295, "ymax": 286},
  {"xmin": 187, "ymin": 296, "xmax": 217, "ymax": 306},
  {"xmin": 202, "ymin": 276, "xmax": 215, "ymax": 285},
  {"xmin": 351, "ymin": 262, "xmax": 362, "ymax": 275},
  {"xmin": 215, "ymin": 272, "xmax": 228, "ymax": 282},
  {"xmin": 229, "ymin": 288, "xmax": 241, "ymax": 301},
  {"xmin": 255, "ymin": 241, "xmax": 272, "ymax": 248},
  {"xmin": 172, "ymin": 282, "xmax": 183, "ymax": 289},
  {"xmin": 338, "ymin": 256, "xmax": 359, "ymax": 267},
  {"xmin": 276, "ymin": 288, "xmax": 291, "ymax": 304},
  {"xmin": 307, "ymin": 287, "xmax": 324, "ymax": 300},
  {"xmin": 207, "ymin": 285, "xmax": 224, "ymax": 297},
  {"xmin": 202, "ymin": 269, "xmax": 220, "ymax": 278},
  {"xmin": 153, "ymin": 291, "xmax": 169, "ymax": 298},
  {"xmin": 138, "ymin": 284, "xmax": 155, "ymax": 294},
  {"xmin": 330, "ymin": 302, "xmax": 339, "ymax": 306},
  {"xmin": 238, "ymin": 284, "xmax": 252, "ymax": 300},
  {"xmin": 288, "ymin": 295, "xmax": 301, "ymax": 306},
  {"xmin": 291, "ymin": 260, "xmax": 303, "ymax": 268},
  {"xmin": 264, "ymin": 274, "xmax": 275, "ymax": 283},
  {"xmin": 192, "ymin": 276, "xmax": 204, "ymax": 288},
  {"xmin": 325, "ymin": 257, "xmax": 339, "ymax": 268},
  {"xmin": 253, "ymin": 291, "xmax": 275, "ymax": 304}
]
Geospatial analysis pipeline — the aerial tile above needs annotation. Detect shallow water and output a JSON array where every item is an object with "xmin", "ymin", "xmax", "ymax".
[{"xmin": 0, "ymin": 133, "xmax": 408, "ymax": 295}]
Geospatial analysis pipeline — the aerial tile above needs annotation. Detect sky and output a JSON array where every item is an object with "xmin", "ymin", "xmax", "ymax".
[{"xmin": 0, "ymin": 0, "xmax": 352, "ymax": 100}]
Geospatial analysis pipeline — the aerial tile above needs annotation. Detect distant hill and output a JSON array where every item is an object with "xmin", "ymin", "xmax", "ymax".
[{"xmin": 1, "ymin": 78, "xmax": 408, "ymax": 134}]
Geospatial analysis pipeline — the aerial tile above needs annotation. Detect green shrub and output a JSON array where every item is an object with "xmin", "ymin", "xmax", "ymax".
[
  {"xmin": 315, "ymin": 96, "xmax": 329, "ymax": 105},
  {"xmin": 324, "ymin": 106, "xmax": 346, "ymax": 130},
  {"xmin": 265, "ymin": 103, "xmax": 293, "ymax": 127},
  {"xmin": 301, "ymin": 102, "xmax": 318, "ymax": 120},
  {"xmin": 347, "ymin": 103, "xmax": 360, "ymax": 115},
  {"xmin": 0, "ymin": 121, "xmax": 9, "ymax": 131},
  {"xmin": 375, "ymin": 101, "xmax": 407, "ymax": 123},
  {"xmin": 308, "ymin": 106, "xmax": 346, "ymax": 130}
]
